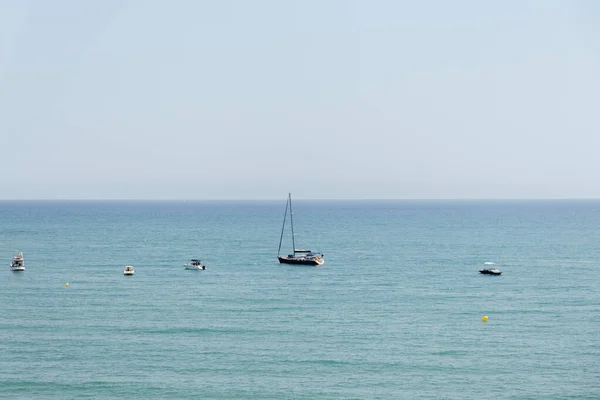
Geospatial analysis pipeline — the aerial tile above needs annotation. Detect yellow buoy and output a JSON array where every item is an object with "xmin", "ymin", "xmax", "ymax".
[
  {"xmin": 481, "ymin": 315, "xmax": 488, "ymax": 322},
  {"xmin": 65, "ymin": 283, "xmax": 69, "ymax": 287}
]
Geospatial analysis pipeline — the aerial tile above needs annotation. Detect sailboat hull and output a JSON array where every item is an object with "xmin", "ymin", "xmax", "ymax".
[{"xmin": 278, "ymin": 256, "xmax": 324, "ymax": 266}]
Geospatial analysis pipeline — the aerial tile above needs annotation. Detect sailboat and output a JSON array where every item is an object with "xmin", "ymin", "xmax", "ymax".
[{"xmin": 277, "ymin": 193, "xmax": 324, "ymax": 266}]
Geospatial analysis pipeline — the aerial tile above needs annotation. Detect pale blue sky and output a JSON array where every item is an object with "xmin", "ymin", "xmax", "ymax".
[{"xmin": 1, "ymin": 0, "xmax": 599, "ymax": 199}]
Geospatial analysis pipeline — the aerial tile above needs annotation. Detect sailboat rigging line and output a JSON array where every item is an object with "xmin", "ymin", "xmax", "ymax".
[
  {"xmin": 277, "ymin": 194, "xmax": 289, "ymax": 256},
  {"xmin": 288, "ymin": 193, "xmax": 296, "ymax": 253}
]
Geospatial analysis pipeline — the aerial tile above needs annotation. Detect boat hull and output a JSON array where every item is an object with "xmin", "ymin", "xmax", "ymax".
[
  {"xmin": 10, "ymin": 266, "xmax": 25, "ymax": 271},
  {"xmin": 479, "ymin": 269, "xmax": 501, "ymax": 275},
  {"xmin": 278, "ymin": 256, "xmax": 324, "ymax": 266},
  {"xmin": 184, "ymin": 265, "xmax": 205, "ymax": 270}
]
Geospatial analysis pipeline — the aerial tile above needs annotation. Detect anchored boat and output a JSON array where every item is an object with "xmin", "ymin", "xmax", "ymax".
[
  {"xmin": 10, "ymin": 251, "xmax": 25, "ymax": 271},
  {"xmin": 277, "ymin": 193, "xmax": 324, "ymax": 266},
  {"xmin": 123, "ymin": 265, "xmax": 135, "ymax": 276},
  {"xmin": 479, "ymin": 262, "xmax": 501, "ymax": 275},
  {"xmin": 184, "ymin": 259, "xmax": 206, "ymax": 270}
]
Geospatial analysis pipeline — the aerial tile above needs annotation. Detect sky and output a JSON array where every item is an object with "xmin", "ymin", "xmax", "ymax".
[{"xmin": 1, "ymin": 0, "xmax": 599, "ymax": 200}]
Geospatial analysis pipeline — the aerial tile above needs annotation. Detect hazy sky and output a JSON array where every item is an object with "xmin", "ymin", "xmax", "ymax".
[{"xmin": 1, "ymin": 0, "xmax": 599, "ymax": 199}]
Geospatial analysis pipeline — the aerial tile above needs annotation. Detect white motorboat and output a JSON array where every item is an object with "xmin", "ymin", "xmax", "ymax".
[
  {"xmin": 123, "ymin": 265, "xmax": 135, "ymax": 275},
  {"xmin": 10, "ymin": 251, "xmax": 25, "ymax": 271},
  {"xmin": 184, "ymin": 259, "xmax": 205, "ymax": 270}
]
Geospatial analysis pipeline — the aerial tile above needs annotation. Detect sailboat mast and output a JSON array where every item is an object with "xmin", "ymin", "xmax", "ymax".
[
  {"xmin": 277, "ymin": 195, "xmax": 289, "ymax": 256},
  {"xmin": 289, "ymin": 193, "xmax": 296, "ymax": 253}
]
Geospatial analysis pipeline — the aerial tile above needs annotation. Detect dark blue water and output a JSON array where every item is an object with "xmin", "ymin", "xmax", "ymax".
[{"xmin": 1, "ymin": 200, "xmax": 599, "ymax": 399}]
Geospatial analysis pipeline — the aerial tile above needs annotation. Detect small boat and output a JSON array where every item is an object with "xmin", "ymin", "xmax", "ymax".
[
  {"xmin": 277, "ymin": 193, "xmax": 325, "ymax": 266},
  {"xmin": 10, "ymin": 251, "xmax": 25, "ymax": 271},
  {"xmin": 123, "ymin": 265, "xmax": 135, "ymax": 275},
  {"xmin": 479, "ymin": 262, "xmax": 501, "ymax": 275},
  {"xmin": 184, "ymin": 259, "xmax": 206, "ymax": 270}
]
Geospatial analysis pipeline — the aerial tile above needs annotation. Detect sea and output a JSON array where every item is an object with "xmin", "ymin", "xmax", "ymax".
[{"xmin": 1, "ymin": 199, "xmax": 599, "ymax": 399}]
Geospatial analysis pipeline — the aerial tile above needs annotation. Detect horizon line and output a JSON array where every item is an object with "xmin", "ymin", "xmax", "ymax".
[{"xmin": 2, "ymin": 197, "xmax": 600, "ymax": 202}]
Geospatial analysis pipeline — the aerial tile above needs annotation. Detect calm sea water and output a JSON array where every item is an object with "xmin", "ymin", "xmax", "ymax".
[{"xmin": 1, "ymin": 200, "xmax": 599, "ymax": 399}]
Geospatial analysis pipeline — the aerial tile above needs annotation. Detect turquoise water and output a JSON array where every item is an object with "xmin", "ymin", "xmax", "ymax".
[{"xmin": 1, "ymin": 200, "xmax": 599, "ymax": 399}]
